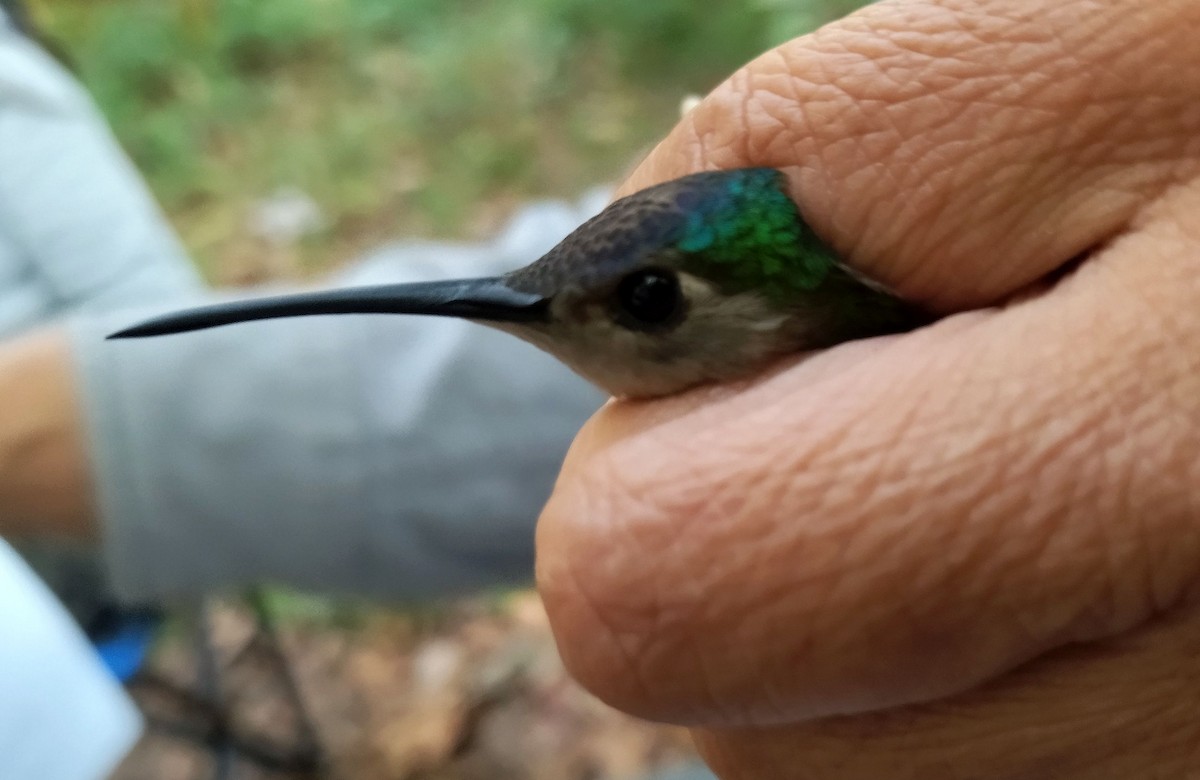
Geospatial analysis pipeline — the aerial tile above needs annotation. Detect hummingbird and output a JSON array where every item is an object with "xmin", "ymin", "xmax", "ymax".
[{"xmin": 109, "ymin": 168, "xmax": 927, "ymax": 399}]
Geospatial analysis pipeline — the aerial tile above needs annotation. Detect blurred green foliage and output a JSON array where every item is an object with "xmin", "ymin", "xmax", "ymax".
[{"xmin": 33, "ymin": 0, "xmax": 868, "ymax": 277}]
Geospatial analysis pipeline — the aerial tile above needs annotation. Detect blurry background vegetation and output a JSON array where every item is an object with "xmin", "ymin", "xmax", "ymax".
[{"xmin": 31, "ymin": 0, "xmax": 868, "ymax": 282}]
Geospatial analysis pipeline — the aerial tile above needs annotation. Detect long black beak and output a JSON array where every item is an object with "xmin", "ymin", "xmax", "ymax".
[{"xmin": 107, "ymin": 277, "xmax": 548, "ymax": 339}]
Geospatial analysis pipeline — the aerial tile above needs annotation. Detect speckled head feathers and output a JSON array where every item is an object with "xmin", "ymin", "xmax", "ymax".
[
  {"xmin": 505, "ymin": 168, "xmax": 839, "ymax": 302},
  {"xmin": 487, "ymin": 168, "xmax": 923, "ymax": 397}
]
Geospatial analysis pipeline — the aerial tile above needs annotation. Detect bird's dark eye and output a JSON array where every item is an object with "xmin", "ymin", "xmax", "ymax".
[{"xmin": 614, "ymin": 268, "xmax": 682, "ymax": 330}]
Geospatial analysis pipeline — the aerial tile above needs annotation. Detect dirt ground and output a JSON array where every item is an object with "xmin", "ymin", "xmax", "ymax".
[{"xmin": 112, "ymin": 591, "xmax": 699, "ymax": 780}]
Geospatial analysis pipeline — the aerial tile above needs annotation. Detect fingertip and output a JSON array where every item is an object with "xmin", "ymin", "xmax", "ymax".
[
  {"xmin": 536, "ymin": 396, "xmax": 711, "ymax": 720},
  {"xmin": 534, "ymin": 347, "xmax": 921, "ymax": 724}
]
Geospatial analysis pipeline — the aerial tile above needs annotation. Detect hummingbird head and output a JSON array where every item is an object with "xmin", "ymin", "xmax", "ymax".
[
  {"xmin": 492, "ymin": 168, "xmax": 918, "ymax": 397},
  {"xmin": 110, "ymin": 169, "xmax": 922, "ymax": 399}
]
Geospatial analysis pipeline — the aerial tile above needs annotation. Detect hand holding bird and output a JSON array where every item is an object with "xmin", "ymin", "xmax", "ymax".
[{"xmin": 537, "ymin": 0, "xmax": 1200, "ymax": 777}]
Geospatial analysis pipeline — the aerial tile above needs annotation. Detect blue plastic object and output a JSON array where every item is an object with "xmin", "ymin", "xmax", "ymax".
[{"xmin": 88, "ymin": 608, "xmax": 161, "ymax": 683}]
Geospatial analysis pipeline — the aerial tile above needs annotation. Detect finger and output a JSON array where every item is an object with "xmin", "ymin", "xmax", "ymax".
[
  {"xmin": 618, "ymin": 0, "xmax": 1200, "ymax": 308},
  {"xmin": 696, "ymin": 603, "xmax": 1200, "ymax": 779},
  {"xmin": 536, "ymin": 178, "xmax": 1200, "ymax": 725}
]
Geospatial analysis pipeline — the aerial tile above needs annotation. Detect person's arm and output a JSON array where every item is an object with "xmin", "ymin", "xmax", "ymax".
[
  {"xmin": 67, "ymin": 235, "xmax": 605, "ymax": 604},
  {"xmin": 0, "ymin": 17, "xmax": 608, "ymax": 604},
  {"xmin": 0, "ymin": 327, "xmax": 93, "ymax": 539},
  {"xmin": 0, "ymin": 252, "xmax": 605, "ymax": 605},
  {"xmin": 37, "ymin": 193, "xmax": 603, "ymax": 603},
  {"xmin": 537, "ymin": 0, "xmax": 1200, "ymax": 776}
]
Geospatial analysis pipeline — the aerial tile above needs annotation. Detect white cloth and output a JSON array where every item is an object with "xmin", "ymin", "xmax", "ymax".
[{"xmin": 0, "ymin": 541, "xmax": 141, "ymax": 780}]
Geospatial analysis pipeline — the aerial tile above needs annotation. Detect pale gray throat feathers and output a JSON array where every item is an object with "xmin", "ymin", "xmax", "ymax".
[{"xmin": 487, "ymin": 273, "xmax": 800, "ymax": 399}]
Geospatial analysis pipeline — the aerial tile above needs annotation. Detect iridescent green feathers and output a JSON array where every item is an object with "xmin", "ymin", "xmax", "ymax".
[
  {"xmin": 675, "ymin": 168, "xmax": 837, "ymax": 302},
  {"xmin": 506, "ymin": 168, "xmax": 847, "ymax": 305}
]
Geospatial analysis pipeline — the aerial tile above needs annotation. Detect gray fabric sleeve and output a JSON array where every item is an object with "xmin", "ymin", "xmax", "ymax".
[
  {"xmin": 69, "ymin": 208, "xmax": 608, "ymax": 604},
  {"xmin": 0, "ymin": 30, "xmax": 202, "ymax": 317},
  {"xmin": 1, "ymin": 20, "xmax": 610, "ymax": 604}
]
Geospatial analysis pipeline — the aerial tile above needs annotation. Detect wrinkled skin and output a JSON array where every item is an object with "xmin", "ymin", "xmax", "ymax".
[{"xmin": 535, "ymin": 0, "xmax": 1200, "ymax": 777}]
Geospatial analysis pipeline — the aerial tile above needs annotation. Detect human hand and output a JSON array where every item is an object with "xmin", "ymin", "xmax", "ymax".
[{"xmin": 536, "ymin": 0, "xmax": 1200, "ymax": 776}]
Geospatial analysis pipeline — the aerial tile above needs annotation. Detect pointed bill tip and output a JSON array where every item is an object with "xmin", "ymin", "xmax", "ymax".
[
  {"xmin": 107, "ymin": 321, "xmax": 194, "ymax": 339},
  {"xmin": 106, "ymin": 314, "xmax": 220, "ymax": 340},
  {"xmin": 106, "ymin": 325, "xmax": 151, "ymax": 340},
  {"xmin": 105, "ymin": 304, "xmax": 282, "ymax": 339}
]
